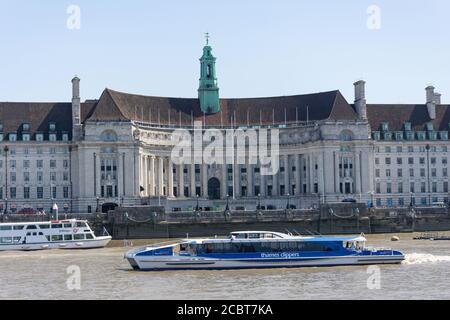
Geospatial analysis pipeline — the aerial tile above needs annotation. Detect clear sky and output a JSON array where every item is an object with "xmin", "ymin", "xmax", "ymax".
[{"xmin": 0, "ymin": 0, "xmax": 449, "ymax": 104}]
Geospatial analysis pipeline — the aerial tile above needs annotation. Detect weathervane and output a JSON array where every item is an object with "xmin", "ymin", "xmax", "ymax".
[{"xmin": 205, "ymin": 32, "xmax": 210, "ymax": 45}]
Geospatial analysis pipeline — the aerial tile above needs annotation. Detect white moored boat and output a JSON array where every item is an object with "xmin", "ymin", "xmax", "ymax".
[{"xmin": 0, "ymin": 219, "xmax": 111, "ymax": 251}]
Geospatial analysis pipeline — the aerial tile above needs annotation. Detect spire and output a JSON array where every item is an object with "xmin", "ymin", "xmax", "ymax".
[{"xmin": 198, "ymin": 34, "xmax": 220, "ymax": 114}]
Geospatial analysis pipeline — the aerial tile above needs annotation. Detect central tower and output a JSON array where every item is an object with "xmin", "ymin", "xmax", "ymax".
[{"xmin": 198, "ymin": 33, "xmax": 220, "ymax": 114}]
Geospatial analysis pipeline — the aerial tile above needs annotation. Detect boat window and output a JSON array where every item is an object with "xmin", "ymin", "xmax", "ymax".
[
  {"xmin": 64, "ymin": 234, "xmax": 73, "ymax": 241},
  {"xmin": 248, "ymin": 233, "xmax": 261, "ymax": 239},
  {"xmin": 63, "ymin": 224, "xmax": 72, "ymax": 228},
  {"xmin": 51, "ymin": 235, "xmax": 63, "ymax": 242},
  {"xmin": 85, "ymin": 233, "xmax": 94, "ymax": 240},
  {"xmin": 0, "ymin": 225, "xmax": 12, "ymax": 231},
  {"xmin": 38, "ymin": 232, "xmax": 43, "ymax": 236},
  {"xmin": 13, "ymin": 226, "xmax": 24, "ymax": 230},
  {"xmin": 263, "ymin": 233, "xmax": 274, "ymax": 239},
  {"xmin": 76, "ymin": 222, "xmax": 87, "ymax": 228},
  {"xmin": 0, "ymin": 237, "xmax": 13, "ymax": 244},
  {"xmin": 13, "ymin": 237, "xmax": 21, "ymax": 243},
  {"xmin": 74, "ymin": 234, "xmax": 85, "ymax": 240},
  {"xmin": 51, "ymin": 224, "xmax": 63, "ymax": 229},
  {"xmin": 39, "ymin": 225, "xmax": 50, "ymax": 229},
  {"xmin": 26, "ymin": 225, "xmax": 37, "ymax": 230},
  {"xmin": 26, "ymin": 232, "xmax": 31, "ymax": 236},
  {"xmin": 32, "ymin": 232, "xmax": 37, "ymax": 236}
]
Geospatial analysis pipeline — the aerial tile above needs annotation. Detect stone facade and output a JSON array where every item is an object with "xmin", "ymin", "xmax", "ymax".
[{"xmin": 0, "ymin": 43, "xmax": 449, "ymax": 213}]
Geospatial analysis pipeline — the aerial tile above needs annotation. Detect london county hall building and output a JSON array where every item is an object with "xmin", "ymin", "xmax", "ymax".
[{"xmin": 1, "ymin": 40, "xmax": 449, "ymax": 213}]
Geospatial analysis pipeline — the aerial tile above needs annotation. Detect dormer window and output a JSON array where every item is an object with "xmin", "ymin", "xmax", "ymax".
[
  {"xmin": 372, "ymin": 131, "xmax": 381, "ymax": 140},
  {"xmin": 62, "ymin": 133, "xmax": 69, "ymax": 142},
  {"xmin": 22, "ymin": 123, "xmax": 30, "ymax": 132},
  {"xmin": 22, "ymin": 134, "xmax": 30, "ymax": 142},
  {"xmin": 49, "ymin": 123, "xmax": 56, "ymax": 132},
  {"xmin": 395, "ymin": 132, "xmax": 403, "ymax": 140},
  {"xmin": 381, "ymin": 122, "xmax": 389, "ymax": 132},
  {"xmin": 404, "ymin": 122, "xmax": 412, "ymax": 131},
  {"xmin": 406, "ymin": 131, "xmax": 415, "ymax": 141},
  {"xmin": 36, "ymin": 133, "xmax": 44, "ymax": 142},
  {"xmin": 426, "ymin": 123, "xmax": 434, "ymax": 131},
  {"xmin": 49, "ymin": 133, "xmax": 57, "ymax": 142},
  {"xmin": 440, "ymin": 131, "xmax": 448, "ymax": 140}
]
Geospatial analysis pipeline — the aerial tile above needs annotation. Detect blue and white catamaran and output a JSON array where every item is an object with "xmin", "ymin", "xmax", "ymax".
[{"xmin": 125, "ymin": 231, "xmax": 404, "ymax": 271}]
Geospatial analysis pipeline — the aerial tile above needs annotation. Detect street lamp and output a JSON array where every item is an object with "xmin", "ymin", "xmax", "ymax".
[
  {"xmin": 368, "ymin": 191, "xmax": 375, "ymax": 208},
  {"xmin": 257, "ymin": 193, "xmax": 261, "ymax": 211},
  {"xmin": 410, "ymin": 192, "xmax": 414, "ymax": 208},
  {"xmin": 96, "ymin": 196, "xmax": 100, "ymax": 213},
  {"xmin": 195, "ymin": 194, "xmax": 200, "ymax": 212},
  {"xmin": 286, "ymin": 193, "xmax": 291, "ymax": 210},
  {"xmin": 225, "ymin": 194, "xmax": 230, "ymax": 211}
]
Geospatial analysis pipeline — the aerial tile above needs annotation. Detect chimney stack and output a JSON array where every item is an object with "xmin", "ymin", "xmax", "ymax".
[
  {"xmin": 354, "ymin": 80, "xmax": 367, "ymax": 120},
  {"xmin": 426, "ymin": 86, "xmax": 436, "ymax": 120},
  {"xmin": 72, "ymin": 76, "xmax": 82, "ymax": 140}
]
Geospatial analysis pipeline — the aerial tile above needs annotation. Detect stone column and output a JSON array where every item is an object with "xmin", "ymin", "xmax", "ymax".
[
  {"xmin": 308, "ymin": 153, "xmax": 314, "ymax": 193},
  {"xmin": 143, "ymin": 155, "xmax": 148, "ymax": 196},
  {"xmin": 96, "ymin": 154, "xmax": 102, "ymax": 197},
  {"xmin": 234, "ymin": 163, "xmax": 241, "ymax": 198},
  {"xmin": 168, "ymin": 157, "xmax": 174, "ymax": 197},
  {"xmin": 272, "ymin": 162, "xmax": 278, "ymax": 196},
  {"xmin": 284, "ymin": 154, "xmax": 290, "ymax": 195},
  {"xmin": 158, "ymin": 157, "xmax": 164, "ymax": 196},
  {"xmin": 150, "ymin": 156, "xmax": 155, "ymax": 196},
  {"xmin": 221, "ymin": 163, "xmax": 227, "ymax": 198},
  {"xmin": 318, "ymin": 152, "xmax": 325, "ymax": 196},
  {"xmin": 260, "ymin": 162, "xmax": 266, "ymax": 197},
  {"xmin": 355, "ymin": 152, "xmax": 361, "ymax": 194},
  {"xmin": 178, "ymin": 162, "xmax": 184, "ymax": 198},
  {"xmin": 190, "ymin": 163, "xmax": 196, "ymax": 197},
  {"xmin": 247, "ymin": 162, "xmax": 253, "ymax": 197},
  {"xmin": 201, "ymin": 163, "xmax": 208, "ymax": 198},
  {"xmin": 295, "ymin": 154, "xmax": 301, "ymax": 195},
  {"xmin": 334, "ymin": 152, "xmax": 340, "ymax": 194}
]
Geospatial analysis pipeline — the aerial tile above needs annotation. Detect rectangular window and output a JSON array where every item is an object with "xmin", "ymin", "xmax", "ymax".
[
  {"xmin": 23, "ymin": 172, "xmax": 30, "ymax": 182},
  {"xmin": 10, "ymin": 172, "xmax": 16, "ymax": 182},
  {"xmin": 37, "ymin": 187, "xmax": 43, "ymax": 199},
  {"xmin": 63, "ymin": 160, "xmax": 69, "ymax": 168},
  {"xmin": 443, "ymin": 168, "xmax": 448, "ymax": 177},
  {"xmin": 421, "ymin": 182, "xmax": 426, "ymax": 193},
  {"xmin": 431, "ymin": 168, "xmax": 437, "ymax": 177},
  {"xmin": 386, "ymin": 169, "xmax": 391, "ymax": 177},
  {"xmin": 63, "ymin": 187, "xmax": 69, "ymax": 199},
  {"xmin": 37, "ymin": 172, "xmax": 43, "ymax": 182},
  {"xmin": 23, "ymin": 187, "xmax": 30, "ymax": 199},
  {"xmin": 398, "ymin": 183, "xmax": 403, "ymax": 194},
  {"xmin": 420, "ymin": 168, "xmax": 425, "ymax": 177},
  {"xmin": 386, "ymin": 183, "xmax": 392, "ymax": 194},
  {"xmin": 409, "ymin": 168, "xmax": 414, "ymax": 177},
  {"xmin": 23, "ymin": 160, "xmax": 30, "ymax": 168},
  {"xmin": 50, "ymin": 160, "xmax": 56, "ymax": 169},
  {"xmin": 397, "ymin": 169, "xmax": 402, "ymax": 177},
  {"xmin": 37, "ymin": 160, "xmax": 43, "ymax": 169},
  {"xmin": 10, "ymin": 187, "xmax": 16, "ymax": 199},
  {"xmin": 385, "ymin": 158, "xmax": 391, "ymax": 165},
  {"xmin": 397, "ymin": 158, "xmax": 403, "ymax": 165},
  {"xmin": 408, "ymin": 158, "xmax": 414, "ymax": 165},
  {"xmin": 50, "ymin": 172, "xmax": 56, "ymax": 181}
]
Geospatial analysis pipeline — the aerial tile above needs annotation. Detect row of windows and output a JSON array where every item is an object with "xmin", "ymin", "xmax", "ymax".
[
  {"xmin": 0, "ymin": 186, "xmax": 70, "ymax": 199},
  {"xmin": 375, "ymin": 181, "xmax": 449, "ymax": 194},
  {"xmin": 375, "ymin": 168, "xmax": 448, "ymax": 178},
  {"xmin": 0, "ymin": 132, "xmax": 69, "ymax": 142},
  {"xmin": 2, "ymin": 171, "xmax": 69, "ymax": 183},
  {"xmin": 0, "ymin": 147, "xmax": 70, "ymax": 155},
  {"xmin": 376, "ymin": 145, "xmax": 448, "ymax": 153},
  {"xmin": 187, "ymin": 241, "xmax": 337, "ymax": 254},
  {"xmin": 1, "ymin": 159, "xmax": 69, "ymax": 169},
  {"xmin": 375, "ymin": 157, "xmax": 448, "ymax": 166},
  {"xmin": 375, "ymin": 197, "xmax": 448, "ymax": 208}
]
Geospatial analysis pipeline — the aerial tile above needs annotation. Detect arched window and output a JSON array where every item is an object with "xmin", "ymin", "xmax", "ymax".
[{"xmin": 100, "ymin": 130, "xmax": 118, "ymax": 142}]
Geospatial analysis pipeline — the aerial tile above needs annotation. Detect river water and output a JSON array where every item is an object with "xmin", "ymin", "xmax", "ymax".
[{"xmin": 1, "ymin": 233, "xmax": 450, "ymax": 300}]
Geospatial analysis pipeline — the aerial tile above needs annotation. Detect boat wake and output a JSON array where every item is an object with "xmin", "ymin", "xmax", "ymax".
[{"xmin": 403, "ymin": 253, "xmax": 450, "ymax": 265}]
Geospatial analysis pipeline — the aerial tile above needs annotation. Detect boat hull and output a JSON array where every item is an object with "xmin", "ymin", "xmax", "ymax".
[
  {"xmin": 0, "ymin": 236, "xmax": 111, "ymax": 251},
  {"xmin": 129, "ymin": 254, "xmax": 405, "ymax": 271}
]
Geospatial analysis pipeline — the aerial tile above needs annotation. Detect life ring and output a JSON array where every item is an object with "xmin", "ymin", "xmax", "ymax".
[{"xmin": 73, "ymin": 228, "xmax": 79, "ymax": 234}]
